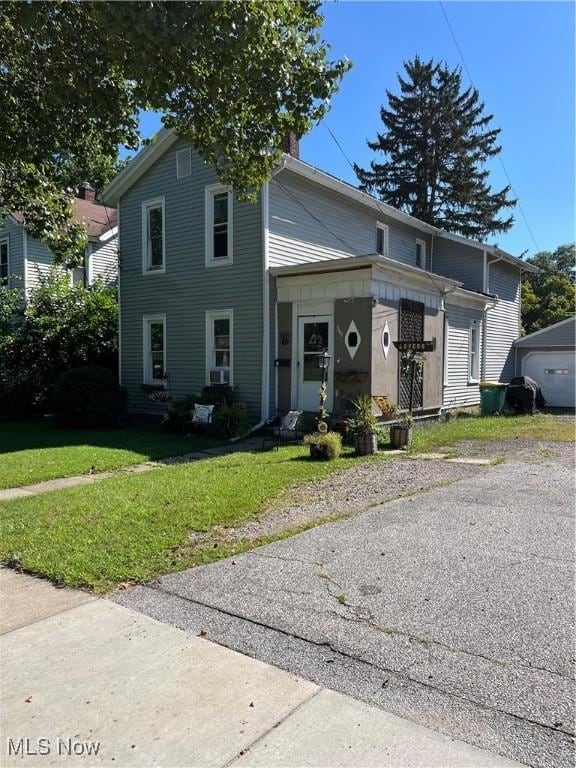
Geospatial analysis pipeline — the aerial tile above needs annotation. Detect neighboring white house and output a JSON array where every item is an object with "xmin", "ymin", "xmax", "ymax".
[
  {"xmin": 0, "ymin": 182, "xmax": 118, "ymax": 293},
  {"xmin": 514, "ymin": 317, "xmax": 575, "ymax": 408}
]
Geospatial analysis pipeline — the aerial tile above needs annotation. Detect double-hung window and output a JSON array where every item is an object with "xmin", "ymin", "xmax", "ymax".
[
  {"xmin": 468, "ymin": 319, "xmax": 480, "ymax": 383},
  {"xmin": 142, "ymin": 198, "xmax": 165, "ymax": 273},
  {"xmin": 0, "ymin": 238, "xmax": 9, "ymax": 285},
  {"xmin": 206, "ymin": 310, "xmax": 233, "ymax": 385},
  {"xmin": 205, "ymin": 185, "xmax": 233, "ymax": 266},
  {"xmin": 376, "ymin": 222, "xmax": 389, "ymax": 257},
  {"xmin": 415, "ymin": 238, "xmax": 426, "ymax": 269},
  {"xmin": 143, "ymin": 315, "xmax": 166, "ymax": 385}
]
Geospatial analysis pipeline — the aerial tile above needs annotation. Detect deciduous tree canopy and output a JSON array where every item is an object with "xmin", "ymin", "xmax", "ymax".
[
  {"xmin": 355, "ymin": 57, "xmax": 516, "ymax": 240},
  {"xmin": 0, "ymin": 1, "xmax": 349, "ymax": 261},
  {"xmin": 521, "ymin": 244, "xmax": 575, "ymax": 335}
]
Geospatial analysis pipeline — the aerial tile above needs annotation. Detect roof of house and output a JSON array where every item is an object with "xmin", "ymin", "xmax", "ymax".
[
  {"xmin": 514, "ymin": 316, "xmax": 575, "ymax": 347},
  {"xmin": 102, "ymin": 127, "xmax": 537, "ymax": 273},
  {"xmin": 11, "ymin": 198, "xmax": 117, "ymax": 241}
]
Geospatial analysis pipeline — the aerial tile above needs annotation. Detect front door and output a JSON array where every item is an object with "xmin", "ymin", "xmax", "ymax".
[{"xmin": 297, "ymin": 315, "xmax": 333, "ymax": 412}]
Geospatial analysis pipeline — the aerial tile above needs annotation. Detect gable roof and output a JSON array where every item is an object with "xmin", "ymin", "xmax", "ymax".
[
  {"xmin": 514, "ymin": 316, "xmax": 575, "ymax": 347},
  {"xmin": 103, "ymin": 128, "xmax": 537, "ymax": 273},
  {"xmin": 10, "ymin": 198, "xmax": 117, "ymax": 240}
]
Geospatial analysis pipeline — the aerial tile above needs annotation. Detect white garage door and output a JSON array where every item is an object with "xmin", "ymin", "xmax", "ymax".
[{"xmin": 523, "ymin": 352, "xmax": 575, "ymax": 407}]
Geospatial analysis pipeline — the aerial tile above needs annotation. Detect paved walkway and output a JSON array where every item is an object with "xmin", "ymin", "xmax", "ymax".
[
  {"xmin": 1, "ymin": 569, "xmax": 523, "ymax": 767},
  {"xmin": 0, "ymin": 436, "xmax": 263, "ymax": 502}
]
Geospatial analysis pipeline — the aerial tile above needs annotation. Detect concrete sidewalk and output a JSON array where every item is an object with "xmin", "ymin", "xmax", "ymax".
[{"xmin": 0, "ymin": 569, "xmax": 523, "ymax": 768}]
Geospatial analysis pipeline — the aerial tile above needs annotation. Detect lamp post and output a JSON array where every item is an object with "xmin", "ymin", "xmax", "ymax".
[{"xmin": 318, "ymin": 349, "xmax": 332, "ymax": 415}]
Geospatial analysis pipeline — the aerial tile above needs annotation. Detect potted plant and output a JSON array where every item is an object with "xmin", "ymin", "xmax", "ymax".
[
  {"xmin": 390, "ymin": 411, "xmax": 413, "ymax": 449},
  {"xmin": 304, "ymin": 428, "xmax": 342, "ymax": 461},
  {"xmin": 347, "ymin": 395, "xmax": 379, "ymax": 456}
]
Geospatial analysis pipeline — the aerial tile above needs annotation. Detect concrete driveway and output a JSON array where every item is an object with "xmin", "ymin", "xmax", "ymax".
[{"xmin": 115, "ymin": 443, "xmax": 576, "ymax": 768}]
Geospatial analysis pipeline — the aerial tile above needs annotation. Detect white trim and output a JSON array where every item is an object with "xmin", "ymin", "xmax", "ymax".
[
  {"xmin": 205, "ymin": 309, "xmax": 234, "ymax": 386},
  {"xmin": 142, "ymin": 314, "xmax": 167, "ymax": 386},
  {"xmin": 513, "ymin": 316, "xmax": 575, "ymax": 346},
  {"xmin": 141, "ymin": 197, "xmax": 166, "ymax": 274},
  {"xmin": 86, "ymin": 243, "xmax": 94, "ymax": 286},
  {"xmin": 0, "ymin": 236, "xmax": 9, "ymax": 287},
  {"xmin": 295, "ymin": 311, "xmax": 335, "ymax": 412},
  {"xmin": 22, "ymin": 227, "xmax": 27, "ymax": 292},
  {"xmin": 261, "ymin": 182, "xmax": 270, "ymax": 420},
  {"xmin": 376, "ymin": 222, "xmax": 390, "ymax": 258},
  {"xmin": 204, "ymin": 184, "xmax": 233, "ymax": 267},
  {"xmin": 117, "ymin": 205, "xmax": 122, "ymax": 385},
  {"xmin": 99, "ymin": 226, "xmax": 118, "ymax": 242},
  {"xmin": 468, "ymin": 319, "xmax": 481, "ymax": 383},
  {"xmin": 443, "ymin": 313, "xmax": 450, "ymax": 387},
  {"xmin": 415, "ymin": 238, "xmax": 426, "ymax": 270},
  {"xmin": 103, "ymin": 129, "xmax": 179, "ymax": 204}
]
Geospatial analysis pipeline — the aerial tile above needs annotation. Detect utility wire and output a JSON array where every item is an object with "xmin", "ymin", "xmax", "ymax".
[{"xmin": 438, "ymin": 0, "xmax": 540, "ymax": 253}]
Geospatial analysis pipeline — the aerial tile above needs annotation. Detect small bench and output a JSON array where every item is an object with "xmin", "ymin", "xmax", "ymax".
[{"xmin": 261, "ymin": 410, "xmax": 304, "ymax": 450}]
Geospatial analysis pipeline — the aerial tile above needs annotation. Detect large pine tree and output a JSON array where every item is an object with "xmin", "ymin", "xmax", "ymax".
[{"xmin": 355, "ymin": 57, "xmax": 516, "ymax": 239}]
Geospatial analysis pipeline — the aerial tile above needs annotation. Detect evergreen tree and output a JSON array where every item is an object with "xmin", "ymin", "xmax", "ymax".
[{"xmin": 355, "ymin": 57, "xmax": 516, "ymax": 240}]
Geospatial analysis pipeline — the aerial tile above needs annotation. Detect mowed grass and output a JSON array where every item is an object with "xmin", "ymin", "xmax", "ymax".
[
  {"xmin": 0, "ymin": 413, "xmax": 572, "ymax": 593},
  {"xmin": 0, "ymin": 420, "xmax": 223, "ymax": 489}
]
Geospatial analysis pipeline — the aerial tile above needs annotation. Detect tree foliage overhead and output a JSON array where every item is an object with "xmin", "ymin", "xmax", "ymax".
[
  {"xmin": 355, "ymin": 57, "xmax": 516, "ymax": 240},
  {"xmin": 0, "ymin": 1, "xmax": 350, "ymax": 261},
  {"xmin": 521, "ymin": 243, "xmax": 576, "ymax": 335}
]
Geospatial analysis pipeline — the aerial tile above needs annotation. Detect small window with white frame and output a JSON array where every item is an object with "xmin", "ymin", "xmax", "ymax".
[
  {"xmin": 206, "ymin": 310, "xmax": 233, "ymax": 385},
  {"xmin": 142, "ymin": 197, "xmax": 165, "ymax": 273},
  {"xmin": 468, "ymin": 319, "xmax": 480, "ymax": 383},
  {"xmin": 415, "ymin": 238, "xmax": 426, "ymax": 269},
  {"xmin": 0, "ymin": 238, "xmax": 9, "ymax": 285},
  {"xmin": 205, "ymin": 184, "xmax": 233, "ymax": 266},
  {"xmin": 376, "ymin": 222, "xmax": 389, "ymax": 257},
  {"xmin": 143, "ymin": 315, "xmax": 166, "ymax": 385}
]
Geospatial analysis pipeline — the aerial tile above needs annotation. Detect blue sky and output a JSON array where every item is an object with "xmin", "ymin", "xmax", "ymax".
[{"xmin": 136, "ymin": 1, "xmax": 574, "ymax": 258}]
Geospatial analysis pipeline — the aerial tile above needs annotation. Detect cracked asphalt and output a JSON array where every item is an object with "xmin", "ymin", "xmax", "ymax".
[{"xmin": 113, "ymin": 442, "xmax": 575, "ymax": 768}]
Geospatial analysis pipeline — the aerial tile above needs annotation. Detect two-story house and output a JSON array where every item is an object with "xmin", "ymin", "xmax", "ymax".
[
  {"xmin": 0, "ymin": 183, "xmax": 118, "ymax": 294},
  {"xmin": 103, "ymin": 129, "xmax": 536, "ymax": 423}
]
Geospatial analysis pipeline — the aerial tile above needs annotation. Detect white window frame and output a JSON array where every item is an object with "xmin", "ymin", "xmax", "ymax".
[
  {"xmin": 143, "ymin": 314, "xmax": 167, "ymax": 386},
  {"xmin": 205, "ymin": 309, "xmax": 234, "ymax": 386},
  {"xmin": 141, "ymin": 197, "xmax": 166, "ymax": 274},
  {"xmin": 468, "ymin": 319, "xmax": 480, "ymax": 383},
  {"xmin": 415, "ymin": 238, "xmax": 426, "ymax": 270},
  {"xmin": 376, "ymin": 222, "xmax": 389, "ymax": 258},
  {"xmin": 0, "ymin": 237, "xmax": 10, "ymax": 286},
  {"xmin": 205, "ymin": 184, "xmax": 233, "ymax": 267}
]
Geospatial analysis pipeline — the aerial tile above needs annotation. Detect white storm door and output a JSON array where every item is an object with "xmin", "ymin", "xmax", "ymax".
[{"xmin": 297, "ymin": 315, "xmax": 334, "ymax": 412}]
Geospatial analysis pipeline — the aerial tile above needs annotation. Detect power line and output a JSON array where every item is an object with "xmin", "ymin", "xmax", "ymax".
[{"xmin": 438, "ymin": 0, "xmax": 540, "ymax": 253}]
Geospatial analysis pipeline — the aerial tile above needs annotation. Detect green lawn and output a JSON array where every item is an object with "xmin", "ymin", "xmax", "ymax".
[
  {"xmin": 0, "ymin": 414, "xmax": 572, "ymax": 594},
  {"xmin": 0, "ymin": 420, "xmax": 223, "ymax": 489}
]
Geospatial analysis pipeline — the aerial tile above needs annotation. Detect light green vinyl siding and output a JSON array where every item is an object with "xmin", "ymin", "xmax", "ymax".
[{"xmin": 119, "ymin": 139, "xmax": 264, "ymax": 418}]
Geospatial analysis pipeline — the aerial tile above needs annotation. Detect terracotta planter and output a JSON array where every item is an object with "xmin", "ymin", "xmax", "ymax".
[
  {"xmin": 309, "ymin": 443, "xmax": 330, "ymax": 460},
  {"xmin": 390, "ymin": 425, "xmax": 412, "ymax": 449},
  {"xmin": 354, "ymin": 432, "xmax": 378, "ymax": 456}
]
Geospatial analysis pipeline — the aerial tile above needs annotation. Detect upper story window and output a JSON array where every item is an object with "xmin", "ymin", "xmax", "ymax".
[
  {"xmin": 0, "ymin": 238, "xmax": 9, "ymax": 285},
  {"xmin": 205, "ymin": 184, "xmax": 233, "ymax": 266},
  {"xmin": 206, "ymin": 309, "xmax": 233, "ymax": 385},
  {"xmin": 415, "ymin": 238, "xmax": 426, "ymax": 269},
  {"xmin": 376, "ymin": 222, "xmax": 389, "ymax": 257},
  {"xmin": 142, "ymin": 197, "xmax": 165, "ymax": 274},
  {"xmin": 143, "ymin": 314, "xmax": 166, "ymax": 385},
  {"xmin": 468, "ymin": 319, "xmax": 480, "ymax": 383}
]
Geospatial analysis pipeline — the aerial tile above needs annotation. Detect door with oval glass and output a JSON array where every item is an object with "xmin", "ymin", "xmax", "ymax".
[{"xmin": 297, "ymin": 315, "xmax": 334, "ymax": 412}]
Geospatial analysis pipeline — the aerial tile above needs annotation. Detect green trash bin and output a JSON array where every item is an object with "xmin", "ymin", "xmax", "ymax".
[{"xmin": 480, "ymin": 382, "xmax": 507, "ymax": 415}]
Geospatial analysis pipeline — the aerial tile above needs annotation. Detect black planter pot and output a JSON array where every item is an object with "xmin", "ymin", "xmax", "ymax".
[
  {"xmin": 390, "ymin": 425, "xmax": 412, "ymax": 449},
  {"xmin": 354, "ymin": 432, "xmax": 378, "ymax": 456}
]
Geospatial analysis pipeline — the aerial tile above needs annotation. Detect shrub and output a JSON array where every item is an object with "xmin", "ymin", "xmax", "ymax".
[
  {"xmin": 162, "ymin": 395, "xmax": 201, "ymax": 432},
  {"xmin": 304, "ymin": 431, "xmax": 342, "ymax": 460},
  {"xmin": 200, "ymin": 385, "xmax": 236, "ymax": 406},
  {"xmin": 53, "ymin": 367, "xmax": 127, "ymax": 428},
  {"xmin": 210, "ymin": 402, "xmax": 250, "ymax": 438}
]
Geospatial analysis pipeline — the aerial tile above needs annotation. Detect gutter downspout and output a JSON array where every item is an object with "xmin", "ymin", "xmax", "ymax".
[{"xmin": 260, "ymin": 181, "xmax": 271, "ymax": 424}]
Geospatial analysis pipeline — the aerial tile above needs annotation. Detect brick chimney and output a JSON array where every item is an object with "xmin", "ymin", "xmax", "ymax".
[
  {"xmin": 279, "ymin": 132, "xmax": 300, "ymax": 159},
  {"xmin": 77, "ymin": 182, "xmax": 96, "ymax": 202}
]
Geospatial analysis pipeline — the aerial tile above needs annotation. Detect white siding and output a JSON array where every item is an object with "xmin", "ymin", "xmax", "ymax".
[
  {"xmin": 443, "ymin": 304, "xmax": 484, "ymax": 408},
  {"xmin": 484, "ymin": 261, "xmax": 521, "ymax": 382},
  {"xmin": 25, "ymin": 235, "xmax": 57, "ymax": 290},
  {"xmin": 269, "ymin": 170, "xmax": 431, "ymax": 270},
  {"xmin": 90, "ymin": 236, "xmax": 118, "ymax": 284}
]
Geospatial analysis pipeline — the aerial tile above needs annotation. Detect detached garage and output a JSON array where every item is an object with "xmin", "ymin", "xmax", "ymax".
[{"xmin": 514, "ymin": 317, "xmax": 575, "ymax": 408}]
